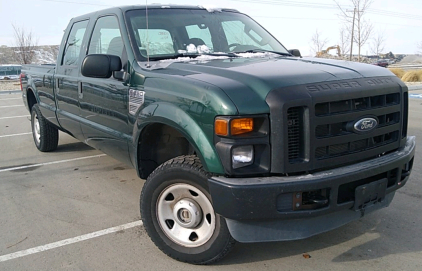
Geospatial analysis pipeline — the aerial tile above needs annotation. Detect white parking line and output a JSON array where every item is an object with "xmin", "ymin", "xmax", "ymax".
[
  {"xmin": 0, "ymin": 154, "xmax": 107, "ymax": 173},
  {"xmin": 0, "ymin": 132, "xmax": 32, "ymax": 138},
  {"xmin": 0, "ymin": 97, "xmax": 21, "ymax": 101},
  {"xmin": 0, "ymin": 105, "xmax": 24, "ymax": 108},
  {"xmin": 0, "ymin": 220, "xmax": 143, "ymax": 262},
  {"xmin": 0, "ymin": 92, "xmax": 20, "ymax": 95},
  {"xmin": 0, "ymin": 115, "xmax": 29, "ymax": 120}
]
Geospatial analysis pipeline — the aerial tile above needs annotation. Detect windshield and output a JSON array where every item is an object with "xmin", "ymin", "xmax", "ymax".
[{"xmin": 125, "ymin": 8, "xmax": 289, "ymax": 61}]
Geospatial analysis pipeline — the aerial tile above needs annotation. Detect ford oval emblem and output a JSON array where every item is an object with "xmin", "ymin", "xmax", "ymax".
[{"xmin": 353, "ymin": 117, "xmax": 378, "ymax": 133}]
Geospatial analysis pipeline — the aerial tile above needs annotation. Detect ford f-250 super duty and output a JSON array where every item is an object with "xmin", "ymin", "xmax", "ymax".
[{"xmin": 21, "ymin": 5, "xmax": 415, "ymax": 264}]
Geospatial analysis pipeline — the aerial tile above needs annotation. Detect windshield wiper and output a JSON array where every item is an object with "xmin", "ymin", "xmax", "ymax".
[
  {"xmin": 203, "ymin": 52, "xmax": 240, "ymax": 57},
  {"xmin": 148, "ymin": 53, "xmax": 200, "ymax": 61},
  {"xmin": 148, "ymin": 52, "xmax": 239, "ymax": 61},
  {"xmin": 238, "ymin": 49, "xmax": 292, "ymax": 56}
]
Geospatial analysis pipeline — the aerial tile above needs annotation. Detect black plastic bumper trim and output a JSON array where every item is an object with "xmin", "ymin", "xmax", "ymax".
[
  {"xmin": 208, "ymin": 136, "xmax": 415, "ymax": 221},
  {"xmin": 226, "ymin": 193, "xmax": 394, "ymax": 243}
]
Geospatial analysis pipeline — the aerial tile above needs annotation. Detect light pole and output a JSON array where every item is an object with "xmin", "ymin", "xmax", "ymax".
[{"xmin": 347, "ymin": 7, "xmax": 357, "ymax": 61}]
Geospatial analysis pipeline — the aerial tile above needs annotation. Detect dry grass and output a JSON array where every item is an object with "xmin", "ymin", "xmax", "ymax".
[
  {"xmin": 0, "ymin": 80, "xmax": 20, "ymax": 91},
  {"xmin": 389, "ymin": 68, "xmax": 406, "ymax": 79},
  {"xmin": 388, "ymin": 68, "xmax": 422, "ymax": 82},
  {"xmin": 401, "ymin": 70, "xmax": 422, "ymax": 82}
]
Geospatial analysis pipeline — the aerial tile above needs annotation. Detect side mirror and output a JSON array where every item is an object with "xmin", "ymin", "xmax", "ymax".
[
  {"xmin": 288, "ymin": 49, "xmax": 302, "ymax": 57},
  {"xmin": 81, "ymin": 54, "xmax": 122, "ymax": 78}
]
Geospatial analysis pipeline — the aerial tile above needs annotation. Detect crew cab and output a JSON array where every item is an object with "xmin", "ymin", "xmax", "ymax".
[{"xmin": 21, "ymin": 5, "xmax": 415, "ymax": 264}]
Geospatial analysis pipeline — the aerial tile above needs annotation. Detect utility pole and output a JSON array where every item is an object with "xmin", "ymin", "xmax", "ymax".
[
  {"xmin": 337, "ymin": 0, "xmax": 373, "ymax": 62},
  {"xmin": 347, "ymin": 7, "xmax": 357, "ymax": 61}
]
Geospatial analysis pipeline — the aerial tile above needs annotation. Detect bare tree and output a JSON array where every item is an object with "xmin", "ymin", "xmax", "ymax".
[
  {"xmin": 418, "ymin": 41, "xmax": 422, "ymax": 55},
  {"xmin": 339, "ymin": 27, "xmax": 350, "ymax": 57},
  {"xmin": 310, "ymin": 29, "xmax": 329, "ymax": 56},
  {"xmin": 12, "ymin": 24, "xmax": 37, "ymax": 64},
  {"xmin": 334, "ymin": 0, "xmax": 374, "ymax": 61},
  {"xmin": 0, "ymin": 46, "xmax": 8, "ymax": 64},
  {"xmin": 370, "ymin": 31, "xmax": 385, "ymax": 58}
]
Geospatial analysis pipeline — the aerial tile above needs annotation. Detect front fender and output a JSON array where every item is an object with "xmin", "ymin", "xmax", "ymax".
[{"xmin": 132, "ymin": 102, "xmax": 225, "ymax": 174}]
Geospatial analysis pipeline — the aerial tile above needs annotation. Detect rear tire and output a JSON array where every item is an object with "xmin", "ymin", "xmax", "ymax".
[
  {"xmin": 31, "ymin": 104, "xmax": 59, "ymax": 152},
  {"xmin": 140, "ymin": 155, "xmax": 235, "ymax": 264}
]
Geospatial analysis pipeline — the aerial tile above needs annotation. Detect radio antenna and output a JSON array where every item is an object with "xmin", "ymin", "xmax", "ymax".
[{"xmin": 146, "ymin": 0, "xmax": 150, "ymax": 67}]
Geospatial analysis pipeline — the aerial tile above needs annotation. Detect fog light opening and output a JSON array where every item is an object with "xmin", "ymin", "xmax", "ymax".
[
  {"xmin": 232, "ymin": 145, "xmax": 254, "ymax": 169},
  {"xmin": 293, "ymin": 189, "xmax": 329, "ymax": 211}
]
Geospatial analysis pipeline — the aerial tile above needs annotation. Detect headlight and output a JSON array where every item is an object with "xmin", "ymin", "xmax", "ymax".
[{"xmin": 232, "ymin": 145, "xmax": 254, "ymax": 169}]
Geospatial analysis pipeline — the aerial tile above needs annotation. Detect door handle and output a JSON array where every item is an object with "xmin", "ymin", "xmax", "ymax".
[
  {"xmin": 56, "ymin": 78, "xmax": 60, "ymax": 93},
  {"xmin": 78, "ymin": 81, "xmax": 83, "ymax": 99}
]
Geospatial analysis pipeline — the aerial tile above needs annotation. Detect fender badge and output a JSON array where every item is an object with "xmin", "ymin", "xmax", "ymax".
[{"xmin": 129, "ymin": 89, "xmax": 145, "ymax": 115}]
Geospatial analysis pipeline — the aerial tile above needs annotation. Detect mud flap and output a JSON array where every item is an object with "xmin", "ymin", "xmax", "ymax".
[{"xmin": 354, "ymin": 178, "xmax": 388, "ymax": 217}]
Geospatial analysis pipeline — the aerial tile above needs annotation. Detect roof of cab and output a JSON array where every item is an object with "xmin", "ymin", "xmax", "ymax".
[{"xmin": 70, "ymin": 5, "xmax": 239, "ymax": 22}]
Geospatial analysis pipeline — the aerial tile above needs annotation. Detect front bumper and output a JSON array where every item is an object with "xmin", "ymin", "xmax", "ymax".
[{"xmin": 208, "ymin": 136, "xmax": 415, "ymax": 242}]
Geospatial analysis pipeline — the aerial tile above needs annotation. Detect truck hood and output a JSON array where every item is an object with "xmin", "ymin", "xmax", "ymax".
[{"xmin": 153, "ymin": 56, "xmax": 395, "ymax": 114}]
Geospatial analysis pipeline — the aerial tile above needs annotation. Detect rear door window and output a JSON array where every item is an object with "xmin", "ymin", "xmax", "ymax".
[{"xmin": 61, "ymin": 20, "xmax": 88, "ymax": 66}]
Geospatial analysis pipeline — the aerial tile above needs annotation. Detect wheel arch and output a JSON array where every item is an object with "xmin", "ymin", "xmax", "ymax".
[
  {"xmin": 26, "ymin": 87, "xmax": 38, "ymax": 112},
  {"xmin": 133, "ymin": 103, "xmax": 224, "ymax": 180}
]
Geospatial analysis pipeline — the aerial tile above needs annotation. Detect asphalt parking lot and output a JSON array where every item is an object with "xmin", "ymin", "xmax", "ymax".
[{"xmin": 1, "ymin": 91, "xmax": 422, "ymax": 270}]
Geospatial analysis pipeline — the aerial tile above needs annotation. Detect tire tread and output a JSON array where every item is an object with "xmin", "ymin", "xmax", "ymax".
[
  {"xmin": 141, "ymin": 155, "xmax": 236, "ymax": 265},
  {"xmin": 32, "ymin": 104, "xmax": 58, "ymax": 152}
]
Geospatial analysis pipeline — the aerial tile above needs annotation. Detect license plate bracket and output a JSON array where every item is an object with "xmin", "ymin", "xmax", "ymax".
[{"xmin": 354, "ymin": 178, "xmax": 388, "ymax": 211}]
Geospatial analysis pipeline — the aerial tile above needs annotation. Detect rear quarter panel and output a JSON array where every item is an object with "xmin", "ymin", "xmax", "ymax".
[{"xmin": 22, "ymin": 64, "xmax": 58, "ymax": 126}]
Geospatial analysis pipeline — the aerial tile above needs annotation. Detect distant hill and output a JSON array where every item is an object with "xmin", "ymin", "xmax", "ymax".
[{"xmin": 0, "ymin": 45, "xmax": 59, "ymax": 65}]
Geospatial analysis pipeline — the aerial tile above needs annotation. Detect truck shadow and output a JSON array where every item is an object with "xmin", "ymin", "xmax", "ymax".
[
  {"xmin": 218, "ymin": 208, "xmax": 421, "ymax": 265},
  {"xmin": 55, "ymin": 142, "xmax": 94, "ymax": 153}
]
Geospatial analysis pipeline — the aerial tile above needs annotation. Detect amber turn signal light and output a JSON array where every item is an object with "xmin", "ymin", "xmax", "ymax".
[
  {"xmin": 231, "ymin": 118, "xmax": 254, "ymax": 135},
  {"xmin": 215, "ymin": 118, "xmax": 254, "ymax": 136},
  {"xmin": 215, "ymin": 119, "xmax": 229, "ymax": 136}
]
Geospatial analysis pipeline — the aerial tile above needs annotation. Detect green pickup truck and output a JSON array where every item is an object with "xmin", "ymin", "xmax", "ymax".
[{"xmin": 21, "ymin": 5, "xmax": 415, "ymax": 264}]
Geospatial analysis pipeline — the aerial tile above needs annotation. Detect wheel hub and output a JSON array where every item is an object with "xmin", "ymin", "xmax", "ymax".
[
  {"xmin": 173, "ymin": 198, "xmax": 202, "ymax": 228},
  {"xmin": 33, "ymin": 114, "xmax": 41, "ymax": 144},
  {"xmin": 156, "ymin": 183, "xmax": 216, "ymax": 247}
]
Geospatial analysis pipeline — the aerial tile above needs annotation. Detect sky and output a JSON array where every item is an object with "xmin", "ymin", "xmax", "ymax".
[{"xmin": 0, "ymin": 0, "xmax": 421, "ymax": 56}]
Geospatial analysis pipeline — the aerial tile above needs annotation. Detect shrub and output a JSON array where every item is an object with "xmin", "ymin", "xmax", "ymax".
[
  {"xmin": 388, "ymin": 68, "xmax": 405, "ymax": 79},
  {"xmin": 401, "ymin": 70, "xmax": 422, "ymax": 82}
]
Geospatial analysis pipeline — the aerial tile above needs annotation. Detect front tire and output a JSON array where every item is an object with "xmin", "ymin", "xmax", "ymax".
[
  {"xmin": 140, "ymin": 155, "xmax": 235, "ymax": 264},
  {"xmin": 31, "ymin": 104, "xmax": 59, "ymax": 152}
]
